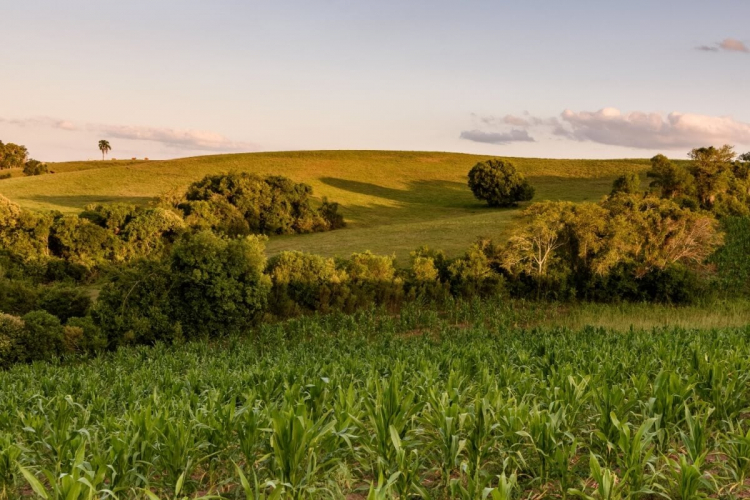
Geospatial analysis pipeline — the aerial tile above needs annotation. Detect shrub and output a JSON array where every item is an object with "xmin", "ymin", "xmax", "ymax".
[
  {"xmin": 22, "ymin": 159, "xmax": 48, "ymax": 176},
  {"xmin": 468, "ymin": 159, "xmax": 535, "ymax": 207},
  {"xmin": 0, "ymin": 313, "xmax": 25, "ymax": 367},
  {"xmin": 344, "ymin": 252, "xmax": 403, "ymax": 309},
  {"xmin": 177, "ymin": 172, "xmax": 344, "ymax": 236},
  {"xmin": 94, "ymin": 260, "xmax": 179, "ymax": 347},
  {"xmin": 20, "ymin": 310, "xmax": 64, "ymax": 362},
  {"xmin": 405, "ymin": 247, "xmax": 450, "ymax": 302},
  {"xmin": 49, "ymin": 216, "xmax": 118, "ymax": 266},
  {"xmin": 447, "ymin": 240, "xmax": 505, "ymax": 298},
  {"xmin": 38, "ymin": 284, "xmax": 92, "ymax": 322},
  {"xmin": 0, "ymin": 195, "xmax": 53, "ymax": 260},
  {"xmin": 169, "ymin": 231, "xmax": 271, "ymax": 338},
  {"xmin": 0, "ymin": 278, "xmax": 40, "ymax": 316},
  {"xmin": 267, "ymin": 251, "xmax": 348, "ymax": 316},
  {"xmin": 0, "ymin": 173, "xmax": 11, "ymax": 180},
  {"xmin": 64, "ymin": 316, "xmax": 106, "ymax": 354},
  {"xmin": 610, "ymin": 172, "xmax": 641, "ymax": 195}
]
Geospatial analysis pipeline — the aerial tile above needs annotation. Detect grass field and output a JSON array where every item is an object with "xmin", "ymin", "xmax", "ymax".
[
  {"xmin": 0, "ymin": 151, "xmax": 650, "ymax": 260},
  {"xmin": 2, "ymin": 299, "xmax": 750, "ymax": 499}
]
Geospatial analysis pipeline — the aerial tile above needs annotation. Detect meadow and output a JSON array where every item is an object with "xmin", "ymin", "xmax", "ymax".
[
  {"xmin": 0, "ymin": 151, "xmax": 651, "ymax": 260},
  {"xmin": 2, "ymin": 299, "xmax": 750, "ymax": 499}
]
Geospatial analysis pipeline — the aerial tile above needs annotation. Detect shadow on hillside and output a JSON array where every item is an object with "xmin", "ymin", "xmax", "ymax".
[
  {"xmin": 25, "ymin": 195, "xmax": 155, "ymax": 210},
  {"xmin": 319, "ymin": 177, "xmax": 487, "ymax": 227}
]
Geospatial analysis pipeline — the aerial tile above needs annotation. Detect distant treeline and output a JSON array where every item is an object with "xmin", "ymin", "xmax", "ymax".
[{"xmin": 1, "ymin": 146, "xmax": 750, "ymax": 367}]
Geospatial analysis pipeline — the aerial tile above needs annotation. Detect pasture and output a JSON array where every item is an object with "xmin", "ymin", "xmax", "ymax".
[{"xmin": 0, "ymin": 151, "xmax": 650, "ymax": 260}]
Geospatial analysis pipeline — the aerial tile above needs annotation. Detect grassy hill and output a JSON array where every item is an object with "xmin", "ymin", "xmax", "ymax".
[{"xmin": 0, "ymin": 150, "xmax": 650, "ymax": 260}]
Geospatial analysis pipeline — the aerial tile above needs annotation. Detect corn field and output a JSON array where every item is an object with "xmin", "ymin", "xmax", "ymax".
[{"xmin": 2, "ymin": 303, "xmax": 750, "ymax": 499}]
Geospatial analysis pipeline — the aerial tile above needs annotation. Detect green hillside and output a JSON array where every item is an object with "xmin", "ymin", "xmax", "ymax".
[{"xmin": 0, "ymin": 150, "xmax": 650, "ymax": 260}]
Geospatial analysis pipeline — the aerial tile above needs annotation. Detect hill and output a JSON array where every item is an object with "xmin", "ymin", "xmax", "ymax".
[{"xmin": 0, "ymin": 150, "xmax": 650, "ymax": 260}]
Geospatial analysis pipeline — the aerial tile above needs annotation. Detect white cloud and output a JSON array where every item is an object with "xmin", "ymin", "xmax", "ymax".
[
  {"xmin": 459, "ymin": 129, "xmax": 535, "ymax": 145},
  {"xmin": 0, "ymin": 116, "xmax": 78, "ymax": 130},
  {"xmin": 560, "ymin": 108, "xmax": 750, "ymax": 149},
  {"xmin": 0, "ymin": 115, "xmax": 253, "ymax": 152},
  {"xmin": 96, "ymin": 124, "xmax": 252, "ymax": 151}
]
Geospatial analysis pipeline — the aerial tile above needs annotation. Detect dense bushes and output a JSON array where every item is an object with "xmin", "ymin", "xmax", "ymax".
[
  {"xmin": 96, "ymin": 231, "xmax": 270, "ymax": 346},
  {"xmin": 174, "ymin": 172, "xmax": 345, "ymax": 235},
  {"xmin": 468, "ymin": 159, "xmax": 535, "ymax": 207},
  {"xmin": 0, "ymin": 310, "xmax": 103, "ymax": 367}
]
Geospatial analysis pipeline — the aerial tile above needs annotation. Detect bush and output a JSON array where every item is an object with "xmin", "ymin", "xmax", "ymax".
[
  {"xmin": 468, "ymin": 159, "xmax": 535, "ymax": 207},
  {"xmin": 20, "ymin": 310, "xmax": 64, "ymax": 362},
  {"xmin": 64, "ymin": 316, "xmax": 106, "ymax": 354},
  {"xmin": 49, "ymin": 216, "xmax": 118, "ymax": 266},
  {"xmin": 0, "ymin": 313, "xmax": 25, "ymax": 367},
  {"xmin": 177, "ymin": 172, "xmax": 344, "ymax": 236},
  {"xmin": 447, "ymin": 240, "xmax": 505, "ymax": 298},
  {"xmin": 0, "ymin": 278, "xmax": 40, "ymax": 316},
  {"xmin": 38, "ymin": 284, "xmax": 92, "ymax": 322},
  {"xmin": 94, "ymin": 259, "xmax": 179, "ymax": 347},
  {"xmin": 610, "ymin": 172, "xmax": 641, "ymax": 195},
  {"xmin": 22, "ymin": 159, "xmax": 48, "ymax": 176},
  {"xmin": 344, "ymin": 252, "xmax": 403, "ymax": 310},
  {"xmin": 267, "ymin": 251, "xmax": 348, "ymax": 316},
  {"xmin": 169, "ymin": 231, "xmax": 271, "ymax": 338},
  {"xmin": 405, "ymin": 247, "xmax": 450, "ymax": 302}
]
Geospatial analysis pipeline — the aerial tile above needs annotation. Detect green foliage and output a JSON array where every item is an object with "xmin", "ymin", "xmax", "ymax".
[
  {"xmin": 468, "ymin": 159, "xmax": 535, "ymax": 207},
  {"xmin": 20, "ymin": 310, "xmax": 64, "ymax": 362},
  {"xmin": 177, "ymin": 172, "xmax": 344, "ymax": 236},
  {"xmin": 0, "ymin": 303, "xmax": 749, "ymax": 497},
  {"xmin": 37, "ymin": 283, "xmax": 92, "ymax": 322},
  {"xmin": 610, "ymin": 171, "xmax": 640, "ymax": 195},
  {"xmin": 711, "ymin": 216, "xmax": 750, "ymax": 296},
  {"xmin": 266, "ymin": 251, "xmax": 347, "ymax": 316},
  {"xmin": 169, "ymin": 231, "xmax": 271, "ymax": 338},
  {"xmin": 49, "ymin": 216, "xmax": 118, "ymax": 267},
  {"xmin": 94, "ymin": 259, "xmax": 179, "ymax": 346},
  {"xmin": 64, "ymin": 316, "xmax": 106, "ymax": 354},
  {"xmin": 0, "ymin": 141, "xmax": 28, "ymax": 170},
  {"xmin": 22, "ymin": 159, "xmax": 48, "ymax": 176},
  {"xmin": 0, "ymin": 313, "xmax": 26, "ymax": 367}
]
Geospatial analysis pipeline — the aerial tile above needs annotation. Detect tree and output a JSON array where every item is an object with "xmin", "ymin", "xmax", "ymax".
[
  {"xmin": 98, "ymin": 140, "xmax": 111, "ymax": 160},
  {"xmin": 468, "ymin": 159, "xmax": 535, "ymax": 207},
  {"xmin": 22, "ymin": 159, "xmax": 48, "ymax": 176},
  {"xmin": 688, "ymin": 145, "xmax": 735, "ymax": 208},
  {"xmin": 169, "ymin": 231, "xmax": 271, "ymax": 338},
  {"xmin": 501, "ymin": 201, "xmax": 573, "ymax": 277},
  {"xmin": 0, "ymin": 141, "xmax": 29, "ymax": 170},
  {"xmin": 610, "ymin": 172, "xmax": 641, "ymax": 196},
  {"xmin": 646, "ymin": 154, "xmax": 694, "ymax": 200}
]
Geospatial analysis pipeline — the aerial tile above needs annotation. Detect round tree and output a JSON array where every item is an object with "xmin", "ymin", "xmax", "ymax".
[{"xmin": 468, "ymin": 159, "xmax": 535, "ymax": 207}]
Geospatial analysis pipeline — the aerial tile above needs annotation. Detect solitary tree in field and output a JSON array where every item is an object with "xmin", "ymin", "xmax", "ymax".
[
  {"xmin": 98, "ymin": 140, "xmax": 111, "ymax": 160},
  {"xmin": 468, "ymin": 159, "xmax": 535, "ymax": 207}
]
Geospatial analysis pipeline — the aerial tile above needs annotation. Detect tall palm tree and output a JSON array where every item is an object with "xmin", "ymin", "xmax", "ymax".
[{"xmin": 98, "ymin": 140, "xmax": 111, "ymax": 160}]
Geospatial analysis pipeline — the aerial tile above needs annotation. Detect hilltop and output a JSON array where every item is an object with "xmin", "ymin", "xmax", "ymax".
[{"xmin": 0, "ymin": 150, "xmax": 650, "ymax": 260}]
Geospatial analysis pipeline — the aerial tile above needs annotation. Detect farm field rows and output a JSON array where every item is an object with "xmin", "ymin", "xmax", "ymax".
[
  {"xmin": 0, "ymin": 151, "xmax": 650, "ymax": 260},
  {"xmin": 2, "ymin": 300, "xmax": 750, "ymax": 499}
]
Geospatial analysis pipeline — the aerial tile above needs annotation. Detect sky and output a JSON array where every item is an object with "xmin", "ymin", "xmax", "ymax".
[{"xmin": 1, "ymin": 0, "xmax": 749, "ymax": 161}]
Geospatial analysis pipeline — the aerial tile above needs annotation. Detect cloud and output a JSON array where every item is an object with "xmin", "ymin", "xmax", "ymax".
[
  {"xmin": 96, "ymin": 124, "xmax": 252, "ymax": 151},
  {"xmin": 459, "ymin": 129, "xmax": 535, "ymax": 145},
  {"xmin": 720, "ymin": 38, "xmax": 749, "ymax": 52},
  {"xmin": 560, "ymin": 108, "xmax": 750, "ymax": 149},
  {"xmin": 0, "ymin": 115, "xmax": 252, "ymax": 152},
  {"xmin": 697, "ymin": 37, "xmax": 749, "ymax": 53},
  {"xmin": 0, "ymin": 116, "xmax": 78, "ymax": 130}
]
